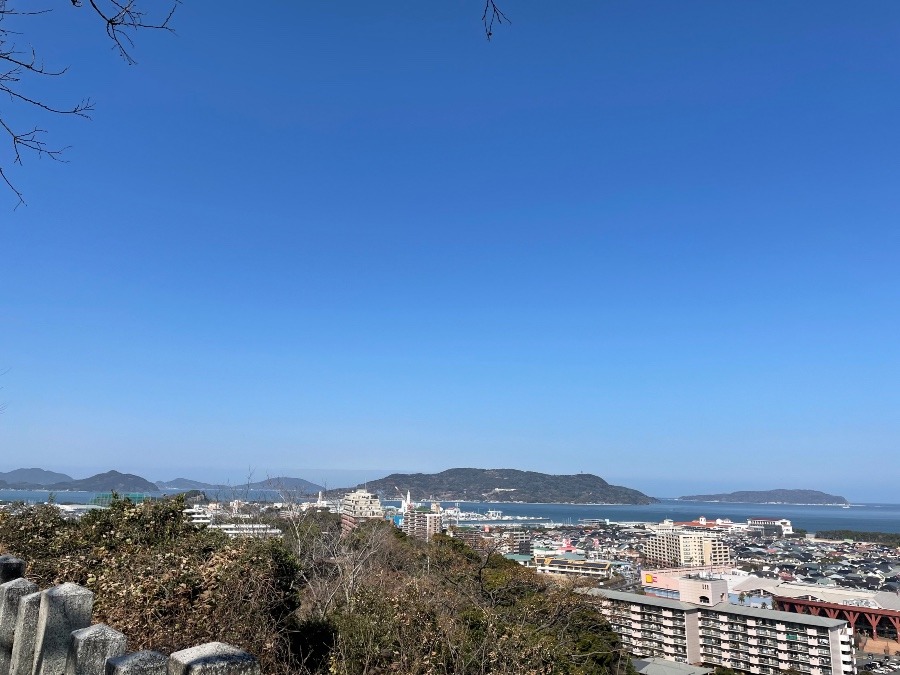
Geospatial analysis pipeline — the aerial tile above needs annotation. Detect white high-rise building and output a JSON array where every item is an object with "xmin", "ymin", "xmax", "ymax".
[{"xmin": 340, "ymin": 489, "xmax": 384, "ymax": 535}]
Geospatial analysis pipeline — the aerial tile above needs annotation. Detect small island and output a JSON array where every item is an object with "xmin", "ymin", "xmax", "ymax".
[
  {"xmin": 358, "ymin": 468, "xmax": 658, "ymax": 504},
  {"xmin": 677, "ymin": 488, "xmax": 848, "ymax": 505}
]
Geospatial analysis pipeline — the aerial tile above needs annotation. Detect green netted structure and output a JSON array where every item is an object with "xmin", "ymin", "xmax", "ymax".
[{"xmin": 89, "ymin": 492, "xmax": 151, "ymax": 506}]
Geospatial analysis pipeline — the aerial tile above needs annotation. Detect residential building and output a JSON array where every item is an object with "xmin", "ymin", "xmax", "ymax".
[
  {"xmin": 590, "ymin": 590, "xmax": 701, "ymax": 664},
  {"xmin": 340, "ymin": 489, "xmax": 384, "ymax": 535},
  {"xmin": 587, "ymin": 589, "xmax": 856, "ymax": 675},
  {"xmin": 208, "ymin": 523, "xmax": 282, "ymax": 538},
  {"xmin": 534, "ymin": 556, "xmax": 613, "ymax": 579},
  {"xmin": 402, "ymin": 509, "xmax": 443, "ymax": 541},
  {"xmin": 183, "ymin": 506, "xmax": 212, "ymax": 526},
  {"xmin": 643, "ymin": 531, "xmax": 732, "ymax": 568},
  {"xmin": 747, "ymin": 518, "xmax": 793, "ymax": 537},
  {"xmin": 696, "ymin": 603, "xmax": 853, "ymax": 675}
]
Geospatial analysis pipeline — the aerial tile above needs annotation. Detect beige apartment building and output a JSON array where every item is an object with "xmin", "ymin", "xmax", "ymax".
[
  {"xmin": 401, "ymin": 510, "xmax": 443, "ymax": 541},
  {"xmin": 340, "ymin": 489, "xmax": 384, "ymax": 535},
  {"xmin": 642, "ymin": 531, "xmax": 732, "ymax": 568}
]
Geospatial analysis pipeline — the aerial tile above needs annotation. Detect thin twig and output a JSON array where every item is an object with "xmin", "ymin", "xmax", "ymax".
[{"xmin": 482, "ymin": 0, "xmax": 510, "ymax": 41}]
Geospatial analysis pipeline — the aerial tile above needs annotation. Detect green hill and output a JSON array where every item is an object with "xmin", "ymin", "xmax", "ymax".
[
  {"xmin": 48, "ymin": 470, "xmax": 159, "ymax": 493},
  {"xmin": 678, "ymin": 489, "xmax": 848, "ymax": 505},
  {"xmin": 0, "ymin": 468, "xmax": 74, "ymax": 486},
  {"xmin": 359, "ymin": 468, "xmax": 657, "ymax": 504}
]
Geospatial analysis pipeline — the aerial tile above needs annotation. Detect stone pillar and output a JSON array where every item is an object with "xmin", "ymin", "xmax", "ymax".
[
  {"xmin": 9, "ymin": 591, "xmax": 42, "ymax": 675},
  {"xmin": 32, "ymin": 583, "xmax": 94, "ymax": 675},
  {"xmin": 65, "ymin": 624, "xmax": 127, "ymax": 675},
  {"xmin": 0, "ymin": 556, "xmax": 26, "ymax": 584},
  {"xmin": 105, "ymin": 651, "xmax": 167, "ymax": 675},
  {"xmin": 168, "ymin": 643, "xmax": 260, "ymax": 675},
  {"xmin": 0, "ymin": 577, "xmax": 38, "ymax": 673}
]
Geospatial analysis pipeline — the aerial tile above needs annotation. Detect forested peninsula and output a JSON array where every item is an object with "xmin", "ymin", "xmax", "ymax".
[
  {"xmin": 359, "ymin": 468, "xmax": 657, "ymax": 504},
  {"xmin": 678, "ymin": 489, "xmax": 848, "ymax": 505}
]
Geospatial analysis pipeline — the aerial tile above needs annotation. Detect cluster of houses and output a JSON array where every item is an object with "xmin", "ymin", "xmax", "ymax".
[{"xmin": 732, "ymin": 538, "xmax": 900, "ymax": 593}]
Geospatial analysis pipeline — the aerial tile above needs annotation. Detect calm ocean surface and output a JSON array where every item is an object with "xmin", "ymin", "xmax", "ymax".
[{"xmin": 3, "ymin": 489, "xmax": 899, "ymax": 533}]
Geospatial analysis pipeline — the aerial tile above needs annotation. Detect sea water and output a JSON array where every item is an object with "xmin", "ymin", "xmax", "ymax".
[{"xmin": 3, "ymin": 490, "xmax": 898, "ymax": 533}]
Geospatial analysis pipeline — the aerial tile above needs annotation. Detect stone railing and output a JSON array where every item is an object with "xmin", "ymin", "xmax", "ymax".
[{"xmin": 0, "ymin": 555, "xmax": 260, "ymax": 675}]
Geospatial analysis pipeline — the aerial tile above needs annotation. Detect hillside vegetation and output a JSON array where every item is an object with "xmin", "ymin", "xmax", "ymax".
[
  {"xmin": 0, "ymin": 495, "xmax": 633, "ymax": 675},
  {"xmin": 361, "ymin": 468, "xmax": 657, "ymax": 504}
]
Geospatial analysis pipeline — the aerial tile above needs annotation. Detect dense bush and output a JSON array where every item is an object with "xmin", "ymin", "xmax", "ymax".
[{"xmin": 0, "ymin": 497, "xmax": 301, "ymax": 673}]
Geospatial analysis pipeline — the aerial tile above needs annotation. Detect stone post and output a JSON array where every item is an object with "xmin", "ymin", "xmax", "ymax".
[
  {"xmin": 105, "ymin": 651, "xmax": 167, "ymax": 675},
  {"xmin": 0, "ymin": 577, "xmax": 38, "ymax": 673},
  {"xmin": 8, "ymin": 591, "xmax": 42, "ymax": 675},
  {"xmin": 32, "ymin": 583, "xmax": 94, "ymax": 675},
  {"xmin": 168, "ymin": 643, "xmax": 260, "ymax": 675},
  {"xmin": 0, "ymin": 556, "xmax": 25, "ymax": 584},
  {"xmin": 65, "ymin": 624, "xmax": 126, "ymax": 675}
]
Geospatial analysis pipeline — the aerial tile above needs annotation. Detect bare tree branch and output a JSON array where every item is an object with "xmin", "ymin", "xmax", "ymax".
[
  {"xmin": 0, "ymin": 1, "xmax": 505, "ymax": 207},
  {"xmin": 482, "ymin": 0, "xmax": 509, "ymax": 41},
  {"xmin": 0, "ymin": 0, "xmax": 178, "ymax": 206}
]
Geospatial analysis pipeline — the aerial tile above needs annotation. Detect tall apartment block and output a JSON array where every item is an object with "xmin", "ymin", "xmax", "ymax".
[
  {"xmin": 340, "ymin": 489, "xmax": 384, "ymax": 535},
  {"xmin": 401, "ymin": 510, "xmax": 443, "ymax": 541},
  {"xmin": 588, "ymin": 588, "xmax": 855, "ymax": 675},
  {"xmin": 642, "ymin": 531, "xmax": 732, "ymax": 568}
]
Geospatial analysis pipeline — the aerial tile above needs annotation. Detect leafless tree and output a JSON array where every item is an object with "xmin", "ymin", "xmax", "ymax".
[
  {"xmin": 0, "ymin": 1, "xmax": 509, "ymax": 208},
  {"xmin": 0, "ymin": 0, "xmax": 178, "ymax": 206}
]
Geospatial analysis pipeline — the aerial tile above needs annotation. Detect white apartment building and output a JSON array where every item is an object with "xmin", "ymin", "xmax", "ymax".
[
  {"xmin": 340, "ymin": 489, "xmax": 384, "ymax": 535},
  {"xmin": 590, "ymin": 590, "xmax": 700, "ymax": 663},
  {"xmin": 183, "ymin": 506, "xmax": 212, "ymax": 526},
  {"xmin": 747, "ymin": 518, "xmax": 793, "ymax": 536},
  {"xmin": 208, "ymin": 523, "xmax": 282, "ymax": 538},
  {"xmin": 534, "ymin": 556, "xmax": 613, "ymax": 580},
  {"xmin": 643, "ymin": 531, "xmax": 732, "ymax": 568},
  {"xmin": 587, "ymin": 589, "xmax": 855, "ymax": 675}
]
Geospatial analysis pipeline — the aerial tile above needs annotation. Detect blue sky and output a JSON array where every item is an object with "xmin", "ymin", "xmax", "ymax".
[{"xmin": 1, "ymin": 2, "xmax": 898, "ymax": 500}]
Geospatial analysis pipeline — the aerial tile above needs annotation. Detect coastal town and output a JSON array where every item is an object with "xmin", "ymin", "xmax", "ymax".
[
  {"xmin": 164, "ymin": 488, "xmax": 900, "ymax": 675},
  {"xmin": 2, "ymin": 480, "xmax": 900, "ymax": 675},
  {"xmin": 2, "ymin": 1, "xmax": 896, "ymax": 674}
]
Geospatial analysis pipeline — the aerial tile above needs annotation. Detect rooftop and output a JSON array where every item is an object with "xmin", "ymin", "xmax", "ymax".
[
  {"xmin": 704, "ymin": 601, "xmax": 847, "ymax": 628},
  {"xmin": 583, "ymin": 588, "xmax": 698, "ymax": 611},
  {"xmin": 633, "ymin": 658, "xmax": 713, "ymax": 675}
]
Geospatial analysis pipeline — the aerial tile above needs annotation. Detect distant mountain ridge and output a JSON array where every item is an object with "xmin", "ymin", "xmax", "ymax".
[
  {"xmin": 359, "ymin": 468, "xmax": 657, "ymax": 504},
  {"xmin": 0, "ymin": 468, "xmax": 73, "ymax": 486},
  {"xmin": 48, "ymin": 470, "xmax": 158, "ymax": 492},
  {"xmin": 678, "ymin": 489, "xmax": 848, "ymax": 505},
  {"xmin": 155, "ymin": 476, "xmax": 323, "ymax": 494},
  {"xmin": 0, "ymin": 468, "xmax": 156, "ymax": 492},
  {"xmin": 0, "ymin": 468, "xmax": 322, "ymax": 494}
]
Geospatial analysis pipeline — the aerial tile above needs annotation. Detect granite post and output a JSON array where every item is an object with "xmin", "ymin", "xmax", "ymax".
[
  {"xmin": 104, "ymin": 651, "xmax": 167, "ymax": 675},
  {"xmin": 65, "ymin": 624, "xmax": 127, "ymax": 675},
  {"xmin": 0, "ymin": 577, "xmax": 38, "ymax": 673},
  {"xmin": 167, "ymin": 643, "xmax": 260, "ymax": 675},
  {"xmin": 32, "ymin": 584, "xmax": 94, "ymax": 675},
  {"xmin": 8, "ymin": 591, "xmax": 42, "ymax": 675},
  {"xmin": 0, "ymin": 556, "xmax": 25, "ymax": 584}
]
